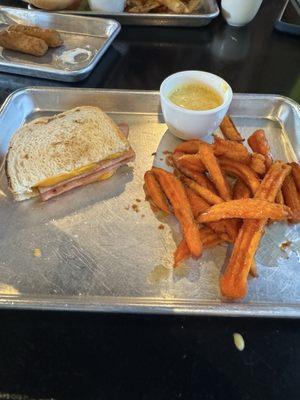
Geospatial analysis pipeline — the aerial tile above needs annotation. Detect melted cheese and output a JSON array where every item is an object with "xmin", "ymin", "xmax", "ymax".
[
  {"xmin": 96, "ymin": 170, "xmax": 116, "ymax": 181},
  {"xmin": 35, "ymin": 153, "xmax": 122, "ymax": 188},
  {"xmin": 36, "ymin": 163, "xmax": 97, "ymax": 187}
]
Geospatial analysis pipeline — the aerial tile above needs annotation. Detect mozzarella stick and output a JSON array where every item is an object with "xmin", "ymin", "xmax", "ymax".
[
  {"xmin": 9, "ymin": 24, "xmax": 63, "ymax": 48},
  {"xmin": 0, "ymin": 30, "xmax": 48, "ymax": 56}
]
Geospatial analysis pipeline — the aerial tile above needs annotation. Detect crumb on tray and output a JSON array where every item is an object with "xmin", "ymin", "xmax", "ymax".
[
  {"xmin": 166, "ymin": 155, "xmax": 174, "ymax": 167},
  {"xmin": 132, "ymin": 204, "xmax": 139, "ymax": 212},
  {"xmin": 33, "ymin": 248, "xmax": 42, "ymax": 257},
  {"xmin": 280, "ymin": 241, "xmax": 292, "ymax": 251}
]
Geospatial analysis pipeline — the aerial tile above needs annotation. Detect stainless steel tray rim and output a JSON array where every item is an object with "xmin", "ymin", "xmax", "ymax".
[
  {"xmin": 1, "ymin": 295, "xmax": 300, "ymax": 318},
  {"xmin": 2, "ymin": 87, "xmax": 300, "ymax": 114}
]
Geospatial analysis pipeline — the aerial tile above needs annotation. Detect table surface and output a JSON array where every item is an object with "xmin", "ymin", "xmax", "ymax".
[{"xmin": 0, "ymin": 1, "xmax": 300, "ymax": 399}]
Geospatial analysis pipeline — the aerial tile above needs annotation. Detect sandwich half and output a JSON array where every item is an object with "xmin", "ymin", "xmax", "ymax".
[{"xmin": 6, "ymin": 106, "xmax": 135, "ymax": 201}]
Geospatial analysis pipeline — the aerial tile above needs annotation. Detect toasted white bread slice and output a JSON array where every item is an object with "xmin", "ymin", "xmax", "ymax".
[{"xmin": 6, "ymin": 106, "xmax": 131, "ymax": 201}]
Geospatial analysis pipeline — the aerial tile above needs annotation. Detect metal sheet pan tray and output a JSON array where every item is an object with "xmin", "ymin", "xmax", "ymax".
[
  {"xmin": 0, "ymin": 88, "xmax": 299, "ymax": 316},
  {"xmin": 27, "ymin": 0, "xmax": 219, "ymax": 27},
  {"xmin": 0, "ymin": 7, "xmax": 120, "ymax": 81}
]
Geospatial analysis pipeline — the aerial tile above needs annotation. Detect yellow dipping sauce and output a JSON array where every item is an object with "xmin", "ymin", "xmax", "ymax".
[{"xmin": 169, "ymin": 82, "xmax": 223, "ymax": 111}]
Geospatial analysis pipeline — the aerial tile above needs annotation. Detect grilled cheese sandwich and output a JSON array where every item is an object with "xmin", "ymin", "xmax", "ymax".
[{"xmin": 6, "ymin": 106, "xmax": 135, "ymax": 201}]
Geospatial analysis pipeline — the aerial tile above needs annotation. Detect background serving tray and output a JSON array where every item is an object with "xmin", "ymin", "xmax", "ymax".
[
  {"xmin": 27, "ymin": 0, "xmax": 219, "ymax": 27},
  {"xmin": 0, "ymin": 88, "xmax": 299, "ymax": 316},
  {"xmin": 0, "ymin": 7, "xmax": 120, "ymax": 81}
]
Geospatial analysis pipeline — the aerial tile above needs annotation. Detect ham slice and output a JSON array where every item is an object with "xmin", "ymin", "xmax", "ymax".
[
  {"xmin": 38, "ymin": 148, "xmax": 135, "ymax": 201},
  {"xmin": 118, "ymin": 123, "xmax": 129, "ymax": 138}
]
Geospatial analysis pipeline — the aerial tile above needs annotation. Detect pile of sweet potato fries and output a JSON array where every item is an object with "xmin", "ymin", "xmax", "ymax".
[{"xmin": 144, "ymin": 116, "xmax": 300, "ymax": 300}]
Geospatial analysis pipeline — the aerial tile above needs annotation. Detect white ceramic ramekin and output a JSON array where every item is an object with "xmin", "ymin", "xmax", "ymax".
[{"xmin": 160, "ymin": 71, "xmax": 233, "ymax": 140}]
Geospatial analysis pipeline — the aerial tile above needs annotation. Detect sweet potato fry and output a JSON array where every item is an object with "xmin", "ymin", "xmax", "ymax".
[
  {"xmin": 275, "ymin": 189, "xmax": 284, "ymax": 205},
  {"xmin": 197, "ymin": 199, "xmax": 292, "ymax": 223},
  {"xmin": 221, "ymin": 219, "xmax": 265, "ymax": 299},
  {"xmin": 218, "ymin": 157, "xmax": 261, "ymax": 195},
  {"xmin": 174, "ymin": 139, "xmax": 210, "ymax": 154},
  {"xmin": 248, "ymin": 129, "xmax": 273, "ymax": 169},
  {"xmin": 185, "ymin": 187, "xmax": 210, "ymax": 218},
  {"xmin": 203, "ymin": 236, "xmax": 224, "ymax": 249},
  {"xmin": 198, "ymin": 143, "xmax": 232, "ymax": 200},
  {"xmin": 207, "ymin": 227, "xmax": 231, "ymax": 243},
  {"xmin": 173, "ymin": 153, "xmax": 206, "ymax": 173},
  {"xmin": 174, "ymin": 226, "xmax": 223, "ymax": 266},
  {"xmin": 249, "ymin": 259, "xmax": 258, "ymax": 278},
  {"xmin": 152, "ymin": 168, "xmax": 202, "ymax": 257},
  {"xmin": 181, "ymin": 176, "xmax": 223, "ymax": 205},
  {"xmin": 144, "ymin": 171, "xmax": 171, "ymax": 214},
  {"xmin": 290, "ymin": 162, "xmax": 300, "ymax": 193},
  {"xmin": 213, "ymin": 136, "xmax": 251, "ymax": 163},
  {"xmin": 282, "ymin": 174, "xmax": 300, "ymax": 223},
  {"xmin": 174, "ymin": 239, "xmax": 191, "ymax": 266},
  {"xmin": 220, "ymin": 116, "xmax": 244, "ymax": 142},
  {"xmin": 176, "ymin": 165, "xmax": 216, "ymax": 192},
  {"xmin": 223, "ymin": 219, "xmax": 239, "ymax": 243},
  {"xmin": 220, "ymin": 162, "xmax": 291, "ymax": 299},
  {"xmin": 250, "ymin": 153, "xmax": 266, "ymax": 175},
  {"xmin": 255, "ymin": 163, "xmax": 291, "ymax": 201},
  {"xmin": 233, "ymin": 179, "xmax": 251, "ymax": 199},
  {"xmin": 183, "ymin": 175, "xmax": 238, "ymax": 242},
  {"xmin": 184, "ymin": 187, "xmax": 232, "ymax": 242}
]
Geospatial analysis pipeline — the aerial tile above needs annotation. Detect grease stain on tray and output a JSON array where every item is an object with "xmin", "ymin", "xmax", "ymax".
[
  {"xmin": 174, "ymin": 263, "xmax": 191, "ymax": 279},
  {"xmin": 148, "ymin": 264, "xmax": 171, "ymax": 284},
  {"xmin": 0, "ymin": 283, "xmax": 19, "ymax": 295},
  {"xmin": 55, "ymin": 47, "xmax": 93, "ymax": 68}
]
